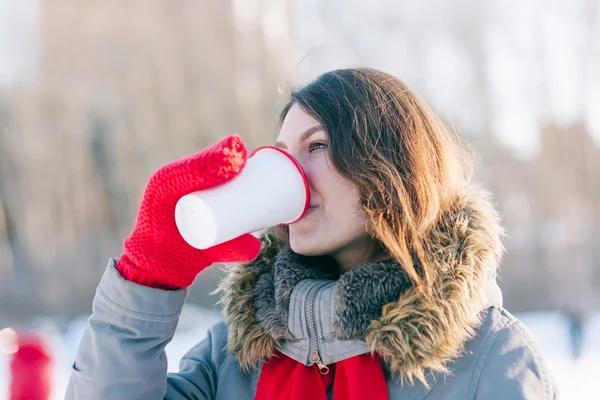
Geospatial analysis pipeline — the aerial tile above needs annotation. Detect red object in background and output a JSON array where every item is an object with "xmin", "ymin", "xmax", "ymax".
[{"xmin": 10, "ymin": 333, "xmax": 52, "ymax": 400}]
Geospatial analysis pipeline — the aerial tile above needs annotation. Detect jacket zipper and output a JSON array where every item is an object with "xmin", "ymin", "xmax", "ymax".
[{"xmin": 306, "ymin": 281, "xmax": 330, "ymax": 374}]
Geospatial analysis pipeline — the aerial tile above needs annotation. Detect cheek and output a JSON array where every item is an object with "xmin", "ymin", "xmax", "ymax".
[
  {"xmin": 299, "ymin": 158, "xmax": 365, "ymax": 224},
  {"xmin": 307, "ymin": 160, "xmax": 344, "ymax": 202},
  {"xmin": 326, "ymin": 179, "xmax": 361, "ymax": 213}
]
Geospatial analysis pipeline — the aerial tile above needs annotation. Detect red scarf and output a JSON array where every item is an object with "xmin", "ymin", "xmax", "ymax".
[{"xmin": 255, "ymin": 351, "xmax": 388, "ymax": 400}]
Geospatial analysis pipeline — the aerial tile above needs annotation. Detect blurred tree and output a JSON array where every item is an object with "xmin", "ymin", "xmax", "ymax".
[{"xmin": 0, "ymin": 0, "xmax": 598, "ymax": 319}]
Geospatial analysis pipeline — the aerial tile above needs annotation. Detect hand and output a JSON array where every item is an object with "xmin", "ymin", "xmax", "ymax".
[{"xmin": 116, "ymin": 135, "xmax": 261, "ymax": 289}]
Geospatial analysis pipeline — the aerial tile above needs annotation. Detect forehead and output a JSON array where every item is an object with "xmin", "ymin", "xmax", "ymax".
[{"xmin": 277, "ymin": 104, "xmax": 324, "ymax": 143}]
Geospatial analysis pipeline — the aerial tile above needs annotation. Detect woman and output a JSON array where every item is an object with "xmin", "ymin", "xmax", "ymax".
[{"xmin": 66, "ymin": 68, "xmax": 556, "ymax": 399}]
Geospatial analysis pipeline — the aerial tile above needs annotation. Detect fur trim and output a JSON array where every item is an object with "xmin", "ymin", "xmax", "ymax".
[
  {"xmin": 248, "ymin": 244, "xmax": 412, "ymax": 344},
  {"xmin": 335, "ymin": 262, "xmax": 412, "ymax": 339},
  {"xmin": 216, "ymin": 188, "xmax": 504, "ymax": 384},
  {"xmin": 215, "ymin": 232, "xmax": 283, "ymax": 373},
  {"xmin": 252, "ymin": 246, "xmax": 338, "ymax": 340},
  {"xmin": 366, "ymin": 189, "xmax": 504, "ymax": 384}
]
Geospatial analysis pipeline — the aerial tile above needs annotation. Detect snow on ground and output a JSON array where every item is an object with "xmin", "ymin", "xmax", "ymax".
[
  {"xmin": 1, "ymin": 307, "xmax": 598, "ymax": 399},
  {"xmin": 517, "ymin": 311, "xmax": 600, "ymax": 399}
]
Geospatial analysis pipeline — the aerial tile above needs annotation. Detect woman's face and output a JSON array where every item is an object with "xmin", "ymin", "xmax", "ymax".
[{"xmin": 275, "ymin": 104, "xmax": 378, "ymax": 270}]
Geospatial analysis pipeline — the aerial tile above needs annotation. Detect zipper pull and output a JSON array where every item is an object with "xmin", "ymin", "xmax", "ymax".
[{"xmin": 311, "ymin": 350, "xmax": 330, "ymax": 374}]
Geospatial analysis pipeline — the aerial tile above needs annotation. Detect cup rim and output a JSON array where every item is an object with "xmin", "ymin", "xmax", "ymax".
[{"xmin": 249, "ymin": 146, "xmax": 310, "ymax": 225}]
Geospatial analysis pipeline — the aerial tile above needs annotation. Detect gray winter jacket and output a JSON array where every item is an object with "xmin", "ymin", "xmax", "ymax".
[{"xmin": 66, "ymin": 190, "xmax": 557, "ymax": 399}]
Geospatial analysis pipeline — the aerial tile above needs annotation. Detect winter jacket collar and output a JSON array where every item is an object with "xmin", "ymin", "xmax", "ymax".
[{"xmin": 218, "ymin": 188, "xmax": 504, "ymax": 385}]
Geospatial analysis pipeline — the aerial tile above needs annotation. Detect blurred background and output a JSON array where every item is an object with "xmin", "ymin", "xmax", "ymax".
[{"xmin": 0, "ymin": 0, "xmax": 599, "ymax": 398}]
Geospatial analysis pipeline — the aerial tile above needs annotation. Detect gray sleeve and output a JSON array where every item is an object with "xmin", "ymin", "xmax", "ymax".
[
  {"xmin": 65, "ymin": 259, "xmax": 219, "ymax": 400},
  {"xmin": 474, "ymin": 319, "xmax": 557, "ymax": 400},
  {"xmin": 166, "ymin": 321, "xmax": 230, "ymax": 399}
]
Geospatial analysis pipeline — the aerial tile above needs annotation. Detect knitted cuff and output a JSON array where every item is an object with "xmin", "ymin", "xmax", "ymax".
[{"xmin": 115, "ymin": 254, "xmax": 182, "ymax": 290}]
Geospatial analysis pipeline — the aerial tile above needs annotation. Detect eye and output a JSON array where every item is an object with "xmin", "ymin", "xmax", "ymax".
[{"xmin": 308, "ymin": 140, "xmax": 328, "ymax": 153}]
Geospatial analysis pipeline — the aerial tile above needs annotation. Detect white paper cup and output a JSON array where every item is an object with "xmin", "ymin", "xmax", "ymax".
[{"xmin": 175, "ymin": 146, "xmax": 310, "ymax": 249}]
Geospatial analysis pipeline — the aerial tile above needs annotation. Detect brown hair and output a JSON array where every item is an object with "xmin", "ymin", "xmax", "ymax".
[{"xmin": 270, "ymin": 68, "xmax": 475, "ymax": 295}]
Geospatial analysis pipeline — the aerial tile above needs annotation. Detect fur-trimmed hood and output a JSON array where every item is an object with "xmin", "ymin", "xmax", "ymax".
[{"xmin": 217, "ymin": 188, "xmax": 504, "ymax": 385}]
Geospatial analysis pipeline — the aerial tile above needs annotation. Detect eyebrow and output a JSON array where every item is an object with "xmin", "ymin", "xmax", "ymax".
[{"xmin": 274, "ymin": 125, "xmax": 324, "ymax": 149}]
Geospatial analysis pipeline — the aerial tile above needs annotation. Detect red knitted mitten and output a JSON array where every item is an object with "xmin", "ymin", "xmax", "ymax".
[{"xmin": 116, "ymin": 135, "xmax": 261, "ymax": 289}]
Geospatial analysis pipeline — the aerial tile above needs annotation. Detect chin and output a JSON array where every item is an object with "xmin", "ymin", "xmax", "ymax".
[{"xmin": 289, "ymin": 235, "xmax": 329, "ymax": 257}]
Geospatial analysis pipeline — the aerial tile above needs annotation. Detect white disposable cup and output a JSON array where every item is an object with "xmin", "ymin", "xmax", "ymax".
[{"xmin": 175, "ymin": 146, "xmax": 310, "ymax": 249}]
